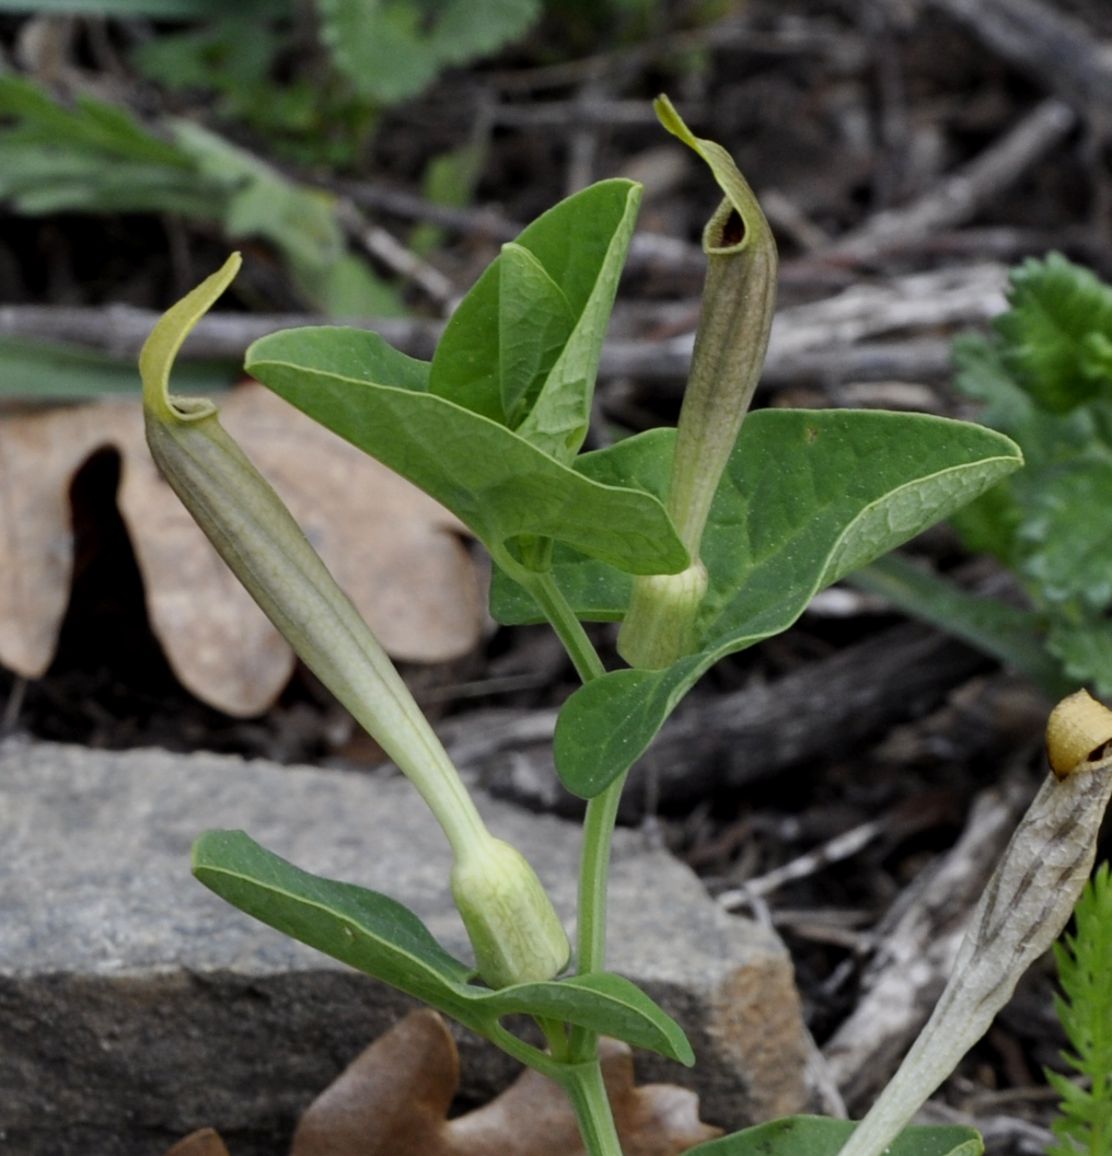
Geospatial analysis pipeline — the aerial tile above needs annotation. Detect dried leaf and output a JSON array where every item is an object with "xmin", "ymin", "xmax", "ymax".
[
  {"xmin": 0, "ymin": 401, "xmax": 110, "ymax": 677},
  {"xmin": 165, "ymin": 1129, "xmax": 231, "ymax": 1156},
  {"xmin": 291, "ymin": 1009, "xmax": 719, "ymax": 1156},
  {"xmin": 0, "ymin": 386, "xmax": 483, "ymax": 714},
  {"xmin": 291, "ymin": 1009, "xmax": 459, "ymax": 1156}
]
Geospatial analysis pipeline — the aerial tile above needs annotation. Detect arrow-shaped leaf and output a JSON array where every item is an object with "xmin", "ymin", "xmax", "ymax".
[
  {"xmin": 193, "ymin": 829, "xmax": 481, "ymax": 1023},
  {"xmin": 430, "ymin": 179, "xmax": 641, "ymax": 462},
  {"xmin": 245, "ymin": 326, "xmax": 686, "ymax": 577},
  {"xmin": 546, "ymin": 410, "xmax": 1021, "ymax": 797},
  {"xmin": 194, "ymin": 830, "xmax": 692, "ymax": 1064},
  {"xmin": 476, "ymin": 971, "xmax": 693, "ymax": 1066}
]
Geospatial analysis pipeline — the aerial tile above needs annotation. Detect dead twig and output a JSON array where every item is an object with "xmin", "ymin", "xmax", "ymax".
[
  {"xmin": 337, "ymin": 203, "xmax": 458, "ymax": 313},
  {"xmin": 718, "ymin": 816, "xmax": 891, "ymax": 906},
  {"xmin": 486, "ymin": 17, "xmax": 862, "ymax": 94},
  {"xmin": 923, "ymin": 0, "xmax": 1112, "ymax": 112},
  {"xmin": 828, "ymin": 98, "xmax": 1077, "ymax": 259},
  {"xmin": 821, "ymin": 770, "xmax": 1033, "ymax": 1111},
  {"xmin": 0, "ymin": 263, "xmax": 1005, "ymax": 388}
]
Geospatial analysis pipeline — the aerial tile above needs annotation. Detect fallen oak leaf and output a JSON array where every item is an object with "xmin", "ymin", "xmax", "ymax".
[
  {"xmin": 450, "ymin": 1039, "xmax": 719, "ymax": 1156},
  {"xmin": 291, "ymin": 1009, "xmax": 458, "ymax": 1156},
  {"xmin": 290, "ymin": 1008, "xmax": 719, "ymax": 1156},
  {"xmin": 0, "ymin": 385, "xmax": 483, "ymax": 715},
  {"xmin": 164, "ymin": 1128, "xmax": 232, "ymax": 1156},
  {"xmin": 123, "ymin": 382, "xmax": 484, "ymax": 714},
  {"xmin": 0, "ymin": 399, "xmax": 119, "ymax": 680}
]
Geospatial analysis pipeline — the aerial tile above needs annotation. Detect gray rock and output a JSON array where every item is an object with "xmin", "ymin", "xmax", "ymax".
[{"xmin": 0, "ymin": 738, "xmax": 811, "ymax": 1155}]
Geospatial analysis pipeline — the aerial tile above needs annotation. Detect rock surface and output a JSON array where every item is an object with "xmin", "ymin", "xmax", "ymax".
[{"xmin": 0, "ymin": 739, "xmax": 812, "ymax": 1155}]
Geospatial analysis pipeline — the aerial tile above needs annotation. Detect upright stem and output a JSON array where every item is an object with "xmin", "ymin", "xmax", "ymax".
[
  {"xmin": 523, "ymin": 571, "xmax": 625, "ymax": 1076},
  {"xmin": 575, "ymin": 771, "xmax": 628, "ymax": 975},
  {"xmin": 516, "ymin": 569, "xmax": 606, "ymax": 684},
  {"xmin": 557, "ymin": 1061, "xmax": 626, "ymax": 1156},
  {"xmin": 568, "ymin": 769, "xmax": 629, "ymax": 1062}
]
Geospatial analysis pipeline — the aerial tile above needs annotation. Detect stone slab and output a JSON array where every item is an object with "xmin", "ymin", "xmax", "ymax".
[{"xmin": 0, "ymin": 738, "xmax": 811, "ymax": 1154}]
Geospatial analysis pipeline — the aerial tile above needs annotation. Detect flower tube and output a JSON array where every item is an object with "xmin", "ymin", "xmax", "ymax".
[
  {"xmin": 142, "ymin": 254, "xmax": 569, "ymax": 988},
  {"xmin": 619, "ymin": 97, "xmax": 778, "ymax": 669}
]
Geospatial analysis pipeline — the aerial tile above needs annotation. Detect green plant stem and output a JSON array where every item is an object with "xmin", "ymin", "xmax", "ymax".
[
  {"xmin": 568, "ymin": 769, "xmax": 630, "ymax": 1066},
  {"xmin": 556, "ymin": 1060, "xmax": 625, "ymax": 1156},
  {"xmin": 521, "ymin": 572, "xmax": 617, "ymax": 987},
  {"xmin": 575, "ymin": 769, "xmax": 628, "ymax": 975},
  {"xmin": 537, "ymin": 1015, "xmax": 571, "ymax": 1062},
  {"xmin": 517, "ymin": 567, "xmax": 606, "ymax": 683},
  {"xmin": 522, "ymin": 570, "xmax": 627, "ymax": 1135}
]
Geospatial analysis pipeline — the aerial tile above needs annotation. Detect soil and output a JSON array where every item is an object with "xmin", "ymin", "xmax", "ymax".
[{"xmin": 2, "ymin": 3, "xmax": 1111, "ymax": 1153}]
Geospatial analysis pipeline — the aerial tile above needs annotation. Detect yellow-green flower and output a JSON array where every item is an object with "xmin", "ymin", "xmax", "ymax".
[{"xmin": 141, "ymin": 254, "xmax": 569, "ymax": 989}]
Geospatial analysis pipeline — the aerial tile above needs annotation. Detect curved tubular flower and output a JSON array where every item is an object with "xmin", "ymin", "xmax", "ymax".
[
  {"xmin": 837, "ymin": 690, "xmax": 1112, "ymax": 1156},
  {"xmin": 141, "ymin": 253, "xmax": 569, "ymax": 989},
  {"xmin": 619, "ymin": 96, "xmax": 778, "ymax": 670},
  {"xmin": 653, "ymin": 94, "xmax": 778, "ymax": 562}
]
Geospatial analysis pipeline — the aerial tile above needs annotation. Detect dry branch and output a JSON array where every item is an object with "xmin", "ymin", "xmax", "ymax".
[
  {"xmin": 924, "ymin": 0, "xmax": 1112, "ymax": 112},
  {"xmin": 828, "ymin": 98, "xmax": 1077, "ymax": 259},
  {"xmin": 442, "ymin": 623, "xmax": 994, "ymax": 816},
  {"xmin": 0, "ymin": 263, "xmax": 1006, "ymax": 389},
  {"xmin": 821, "ymin": 770, "xmax": 1033, "ymax": 1110}
]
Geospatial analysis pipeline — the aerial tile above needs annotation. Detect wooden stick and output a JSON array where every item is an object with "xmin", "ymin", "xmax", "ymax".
[
  {"xmin": 829, "ymin": 98, "xmax": 1077, "ymax": 259},
  {"xmin": 821, "ymin": 771, "xmax": 1032, "ymax": 1110},
  {"xmin": 924, "ymin": 0, "xmax": 1112, "ymax": 111}
]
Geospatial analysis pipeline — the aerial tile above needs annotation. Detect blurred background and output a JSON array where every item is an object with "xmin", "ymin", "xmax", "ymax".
[{"xmin": 1, "ymin": 4, "xmax": 1111, "ymax": 1139}]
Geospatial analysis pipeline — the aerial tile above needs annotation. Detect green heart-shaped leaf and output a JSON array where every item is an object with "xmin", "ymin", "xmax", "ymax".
[
  {"xmin": 685, "ymin": 1116, "xmax": 982, "ymax": 1156},
  {"xmin": 546, "ymin": 410, "xmax": 1021, "ymax": 797},
  {"xmin": 194, "ymin": 830, "xmax": 691, "ymax": 1063},
  {"xmin": 430, "ymin": 179, "xmax": 640, "ymax": 462},
  {"xmin": 193, "ymin": 829, "xmax": 482, "ymax": 1021},
  {"xmin": 489, "ymin": 426, "xmax": 671, "ymax": 624},
  {"xmin": 477, "ymin": 971, "xmax": 693, "ymax": 1065},
  {"xmin": 245, "ymin": 326, "xmax": 686, "ymax": 577}
]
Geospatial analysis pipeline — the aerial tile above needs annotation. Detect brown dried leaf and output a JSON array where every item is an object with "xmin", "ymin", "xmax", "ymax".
[
  {"xmin": 0, "ymin": 401, "xmax": 117, "ymax": 677},
  {"xmin": 0, "ymin": 386, "xmax": 483, "ymax": 714},
  {"xmin": 291, "ymin": 1009, "xmax": 720, "ymax": 1156},
  {"xmin": 165, "ymin": 1129, "xmax": 231, "ymax": 1156}
]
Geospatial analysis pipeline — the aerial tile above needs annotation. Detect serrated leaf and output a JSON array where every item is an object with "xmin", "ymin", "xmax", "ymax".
[
  {"xmin": 949, "ymin": 482, "xmax": 1024, "ymax": 567},
  {"xmin": 549, "ymin": 410, "xmax": 1021, "ymax": 797},
  {"xmin": 318, "ymin": 0, "xmax": 436, "ymax": 104},
  {"xmin": 193, "ymin": 830, "xmax": 480, "ymax": 1018},
  {"xmin": 1046, "ymin": 862, "xmax": 1112, "ymax": 1155},
  {"xmin": 848, "ymin": 553, "xmax": 1068, "ymax": 696},
  {"xmin": 1015, "ymin": 459, "xmax": 1112, "ymax": 609},
  {"xmin": 994, "ymin": 253, "xmax": 1112, "ymax": 413},
  {"xmin": 427, "ymin": 0, "xmax": 540, "ymax": 67},
  {"xmin": 1046, "ymin": 620, "xmax": 1112, "ymax": 700},
  {"xmin": 245, "ymin": 326, "xmax": 687, "ymax": 577},
  {"xmin": 430, "ymin": 179, "xmax": 641, "ymax": 462},
  {"xmin": 685, "ymin": 1116, "xmax": 982, "ymax": 1156},
  {"xmin": 478, "ymin": 972, "xmax": 693, "ymax": 1066},
  {"xmin": 952, "ymin": 333, "xmax": 1033, "ymax": 423},
  {"xmin": 319, "ymin": 0, "xmax": 540, "ymax": 105}
]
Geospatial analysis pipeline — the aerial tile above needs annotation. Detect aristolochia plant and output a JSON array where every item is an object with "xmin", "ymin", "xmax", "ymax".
[{"xmin": 139, "ymin": 97, "xmax": 1112, "ymax": 1155}]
